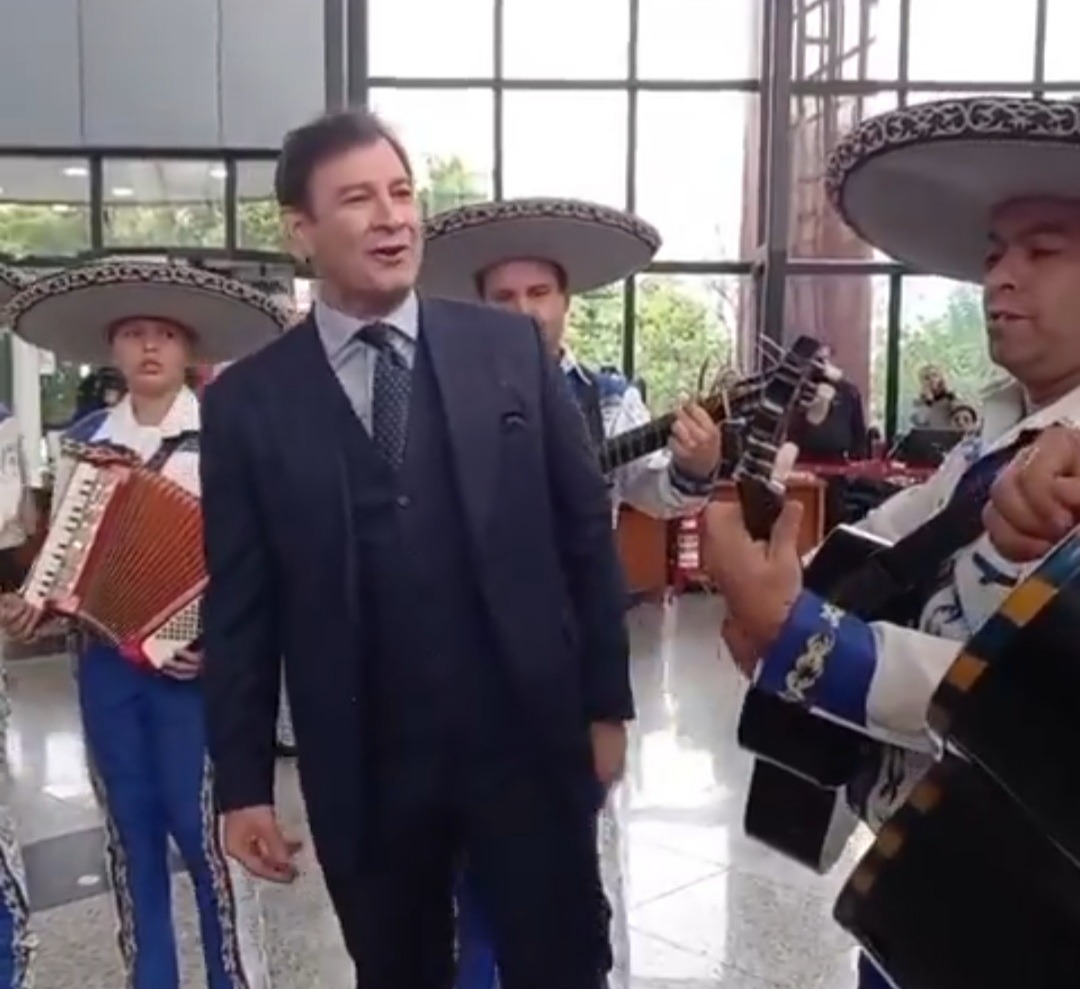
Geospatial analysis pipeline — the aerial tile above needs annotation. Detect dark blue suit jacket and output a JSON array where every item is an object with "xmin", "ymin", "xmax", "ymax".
[{"xmin": 199, "ymin": 298, "xmax": 632, "ymax": 876}]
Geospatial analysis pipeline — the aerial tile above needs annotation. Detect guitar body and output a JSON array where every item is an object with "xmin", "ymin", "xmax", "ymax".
[
  {"xmin": 738, "ymin": 525, "xmax": 919, "ymax": 872},
  {"xmin": 835, "ymin": 756, "xmax": 1080, "ymax": 989},
  {"xmin": 834, "ymin": 529, "xmax": 1080, "ymax": 988}
]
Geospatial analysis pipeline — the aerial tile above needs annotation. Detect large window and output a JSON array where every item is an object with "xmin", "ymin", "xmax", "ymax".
[
  {"xmin": 103, "ymin": 159, "xmax": 227, "ymax": 249},
  {"xmin": 369, "ymin": 89, "xmax": 495, "ymax": 216},
  {"xmin": 896, "ymin": 276, "xmax": 995, "ymax": 424},
  {"xmin": 636, "ymin": 94, "xmax": 752, "ymax": 262},
  {"xmin": 0, "ymin": 157, "xmax": 91, "ymax": 258},
  {"xmin": 502, "ymin": 92, "xmax": 628, "ymax": 206}
]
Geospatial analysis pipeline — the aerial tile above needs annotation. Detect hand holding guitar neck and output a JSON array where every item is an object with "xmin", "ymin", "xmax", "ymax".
[{"xmin": 984, "ymin": 424, "xmax": 1080, "ymax": 562}]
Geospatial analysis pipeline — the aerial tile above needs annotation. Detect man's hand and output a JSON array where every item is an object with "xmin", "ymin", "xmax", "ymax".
[
  {"xmin": 984, "ymin": 425, "xmax": 1080, "ymax": 563},
  {"xmin": 721, "ymin": 614, "xmax": 761, "ymax": 679},
  {"xmin": 0, "ymin": 594, "xmax": 41, "ymax": 642},
  {"xmin": 160, "ymin": 647, "xmax": 202, "ymax": 681},
  {"xmin": 670, "ymin": 404, "xmax": 722, "ymax": 480},
  {"xmin": 222, "ymin": 805, "xmax": 301, "ymax": 883},
  {"xmin": 701, "ymin": 499, "xmax": 804, "ymax": 657},
  {"xmin": 590, "ymin": 721, "xmax": 627, "ymax": 787}
]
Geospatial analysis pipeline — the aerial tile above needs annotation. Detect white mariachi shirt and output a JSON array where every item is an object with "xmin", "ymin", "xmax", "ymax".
[
  {"xmin": 753, "ymin": 376, "xmax": 1079, "ymax": 828},
  {"xmin": 56, "ymin": 388, "xmax": 201, "ymax": 508},
  {"xmin": 561, "ymin": 351, "xmax": 711, "ymax": 524},
  {"xmin": 0, "ymin": 410, "xmax": 32, "ymax": 552}
]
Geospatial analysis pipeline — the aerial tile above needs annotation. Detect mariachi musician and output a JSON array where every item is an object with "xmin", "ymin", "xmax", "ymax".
[
  {"xmin": 0, "ymin": 260, "xmax": 288, "ymax": 989},
  {"xmin": 420, "ymin": 196, "xmax": 723, "ymax": 989},
  {"xmin": 0, "ymin": 263, "xmax": 36, "ymax": 989},
  {"xmin": 704, "ymin": 95, "xmax": 1080, "ymax": 988}
]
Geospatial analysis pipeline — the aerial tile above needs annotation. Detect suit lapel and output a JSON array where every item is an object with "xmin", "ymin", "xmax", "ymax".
[{"xmin": 419, "ymin": 298, "xmax": 500, "ymax": 543}]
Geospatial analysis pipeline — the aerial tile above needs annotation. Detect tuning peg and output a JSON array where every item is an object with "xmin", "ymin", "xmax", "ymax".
[{"xmin": 769, "ymin": 441, "xmax": 800, "ymax": 484}]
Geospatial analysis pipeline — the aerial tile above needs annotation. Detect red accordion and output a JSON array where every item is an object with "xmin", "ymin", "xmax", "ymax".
[{"xmin": 21, "ymin": 441, "xmax": 205, "ymax": 668}]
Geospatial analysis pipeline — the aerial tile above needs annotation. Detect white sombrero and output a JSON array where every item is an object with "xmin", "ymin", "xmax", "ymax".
[
  {"xmin": 0, "ymin": 264, "xmax": 28, "ymax": 313},
  {"xmin": 420, "ymin": 197, "xmax": 661, "ymax": 300},
  {"xmin": 827, "ymin": 97, "xmax": 1080, "ymax": 283},
  {"xmin": 2, "ymin": 259, "xmax": 290, "ymax": 364}
]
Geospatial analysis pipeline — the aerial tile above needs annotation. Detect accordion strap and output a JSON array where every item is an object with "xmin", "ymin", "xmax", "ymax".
[{"xmin": 143, "ymin": 430, "xmax": 199, "ymax": 474}]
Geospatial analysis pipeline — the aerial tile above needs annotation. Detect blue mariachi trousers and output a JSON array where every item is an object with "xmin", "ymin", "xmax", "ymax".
[{"xmin": 77, "ymin": 642, "xmax": 268, "ymax": 989}]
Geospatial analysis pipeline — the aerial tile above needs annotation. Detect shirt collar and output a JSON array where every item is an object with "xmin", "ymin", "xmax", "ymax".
[
  {"xmin": 109, "ymin": 386, "xmax": 200, "ymax": 438},
  {"xmin": 559, "ymin": 347, "xmax": 590, "ymax": 383},
  {"xmin": 978, "ymin": 376, "xmax": 1080, "ymax": 452},
  {"xmin": 314, "ymin": 292, "xmax": 420, "ymax": 361}
]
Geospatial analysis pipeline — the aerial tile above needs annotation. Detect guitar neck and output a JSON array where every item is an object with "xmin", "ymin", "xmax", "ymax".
[{"xmin": 598, "ymin": 411, "xmax": 678, "ymax": 474}]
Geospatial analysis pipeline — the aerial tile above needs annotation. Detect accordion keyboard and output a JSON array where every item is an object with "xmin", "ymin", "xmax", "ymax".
[{"xmin": 22, "ymin": 462, "xmax": 122, "ymax": 610}]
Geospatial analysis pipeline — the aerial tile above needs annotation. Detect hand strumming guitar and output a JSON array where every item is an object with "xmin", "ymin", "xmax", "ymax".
[
  {"xmin": 701, "ymin": 499, "xmax": 805, "ymax": 677},
  {"xmin": 984, "ymin": 425, "xmax": 1080, "ymax": 562}
]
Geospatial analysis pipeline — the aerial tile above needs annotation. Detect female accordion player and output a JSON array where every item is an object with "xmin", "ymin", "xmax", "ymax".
[{"xmin": 0, "ymin": 261, "xmax": 289, "ymax": 989}]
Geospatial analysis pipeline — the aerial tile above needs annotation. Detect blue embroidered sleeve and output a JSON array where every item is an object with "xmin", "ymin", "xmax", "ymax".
[
  {"xmin": 755, "ymin": 590, "xmax": 877, "ymax": 728},
  {"xmin": 668, "ymin": 460, "xmax": 718, "ymax": 496}
]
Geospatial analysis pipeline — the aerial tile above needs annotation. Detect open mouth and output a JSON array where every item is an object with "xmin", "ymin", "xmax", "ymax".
[{"xmin": 371, "ymin": 245, "xmax": 408, "ymax": 262}]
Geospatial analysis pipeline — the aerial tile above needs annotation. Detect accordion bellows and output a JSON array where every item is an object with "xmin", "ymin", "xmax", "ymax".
[{"xmin": 22, "ymin": 442, "xmax": 205, "ymax": 668}]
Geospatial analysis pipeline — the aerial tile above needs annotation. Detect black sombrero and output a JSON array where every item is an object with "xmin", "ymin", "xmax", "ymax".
[
  {"xmin": 826, "ymin": 97, "xmax": 1080, "ymax": 283},
  {"xmin": 0, "ymin": 264, "xmax": 28, "ymax": 314},
  {"xmin": 420, "ymin": 197, "xmax": 661, "ymax": 300},
  {"xmin": 2, "ymin": 260, "xmax": 291, "ymax": 364}
]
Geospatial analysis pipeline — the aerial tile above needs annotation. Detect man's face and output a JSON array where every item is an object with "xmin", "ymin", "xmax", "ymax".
[
  {"xmin": 984, "ymin": 197, "xmax": 1080, "ymax": 401},
  {"xmin": 285, "ymin": 139, "xmax": 422, "ymax": 307},
  {"xmin": 110, "ymin": 318, "xmax": 193, "ymax": 395},
  {"xmin": 479, "ymin": 258, "xmax": 570, "ymax": 357},
  {"xmin": 920, "ymin": 365, "xmax": 944, "ymax": 395}
]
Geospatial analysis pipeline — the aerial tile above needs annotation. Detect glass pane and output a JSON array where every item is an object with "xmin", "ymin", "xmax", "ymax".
[
  {"xmin": 236, "ymin": 161, "xmax": 283, "ymax": 252},
  {"xmin": 370, "ymin": 89, "xmax": 495, "ymax": 216},
  {"xmin": 638, "ymin": 0, "xmax": 760, "ymax": 80},
  {"xmin": 792, "ymin": 0, "xmax": 902, "ymax": 82},
  {"xmin": 908, "ymin": 0, "xmax": 1037, "ymax": 83},
  {"xmin": 634, "ymin": 274, "xmax": 743, "ymax": 415},
  {"xmin": 0, "ymin": 157, "xmax": 91, "ymax": 258},
  {"xmin": 566, "ymin": 282, "xmax": 625, "ymax": 372},
  {"xmin": 502, "ymin": 0, "xmax": 629, "ymax": 80},
  {"xmin": 896, "ymin": 275, "xmax": 994, "ymax": 428},
  {"xmin": 788, "ymin": 90, "xmax": 898, "ymax": 258},
  {"xmin": 103, "ymin": 159, "xmax": 227, "ymax": 249},
  {"xmin": 368, "ymin": 0, "xmax": 494, "ymax": 78},
  {"xmin": 784, "ymin": 274, "xmax": 890, "ymax": 431},
  {"xmin": 502, "ymin": 92, "xmax": 627, "ymax": 207},
  {"xmin": 1045, "ymin": 0, "xmax": 1080, "ymax": 82},
  {"xmin": 638, "ymin": 93, "xmax": 753, "ymax": 261}
]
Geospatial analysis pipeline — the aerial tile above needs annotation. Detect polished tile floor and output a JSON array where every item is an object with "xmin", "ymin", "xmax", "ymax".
[{"xmin": 7, "ymin": 595, "xmax": 871, "ymax": 988}]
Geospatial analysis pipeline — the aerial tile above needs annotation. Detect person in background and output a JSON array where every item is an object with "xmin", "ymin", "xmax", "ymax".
[
  {"xmin": 0, "ymin": 260, "xmax": 286, "ymax": 989},
  {"xmin": 910, "ymin": 363, "xmax": 958, "ymax": 428},
  {"xmin": 421, "ymin": 196, "xmax": 722, "ymax": 989},
  {"xmin": 951, "ymin": 403, "xmax": 979, "ymax": 432},
  {"xmin": 0, "ymin": 263, "xmax": 37, "ymax": 989},
  {"xmin": 200, "ymin": 110, "xmax": 633, "ymax": 988}
]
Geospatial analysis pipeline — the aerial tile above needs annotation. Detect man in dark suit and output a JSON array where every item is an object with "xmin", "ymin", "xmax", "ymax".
[{"xmin": 199, "ymin": 109, "xmax": 631, "ymax": 989}]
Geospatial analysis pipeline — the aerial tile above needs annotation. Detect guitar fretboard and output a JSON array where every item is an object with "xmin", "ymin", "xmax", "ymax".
[{"xmin": 599, "ymin": 412, "xmax": 679, "ymax": 474}]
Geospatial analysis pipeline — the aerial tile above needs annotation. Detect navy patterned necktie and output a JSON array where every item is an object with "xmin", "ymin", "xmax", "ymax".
[{"xmin": 357, "ymin": 322, "xmax": 412, "ymax": 469}]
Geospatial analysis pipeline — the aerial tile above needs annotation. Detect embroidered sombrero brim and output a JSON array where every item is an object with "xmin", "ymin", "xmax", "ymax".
[
  {"xmin": 827, "ymin": 97, "xmax": 1080, "ymax": 283},
  {"xmin": 420, "ymin": 197, "xmax": 661, "ymax": 300},
  {"xmin": 0, "ymin": 264, "xmax": 28, "ymax": 312},
  {"xmin": 2, "ymin": 260, "xmax": 290, "ymax": 364}
]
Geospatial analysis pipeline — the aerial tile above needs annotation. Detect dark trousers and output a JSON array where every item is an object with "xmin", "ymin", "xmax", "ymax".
[{"xmin": 325, "ymin": 741, "xmax": 611, "ymax": 989}]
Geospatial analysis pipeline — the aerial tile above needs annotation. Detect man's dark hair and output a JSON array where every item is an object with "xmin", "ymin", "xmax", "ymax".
[
  {"xmin": 474, "ymin": 259, "xmax": 568, "ymax": 299},
  {"xmin": 274, "ymin": 109, "xmax": 413, "ymax": 211}
]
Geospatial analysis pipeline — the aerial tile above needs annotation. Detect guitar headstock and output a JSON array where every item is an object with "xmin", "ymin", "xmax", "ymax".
[{"xmin": 731, "ymin": 335, "xmax": 839, "ymax": 540}]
